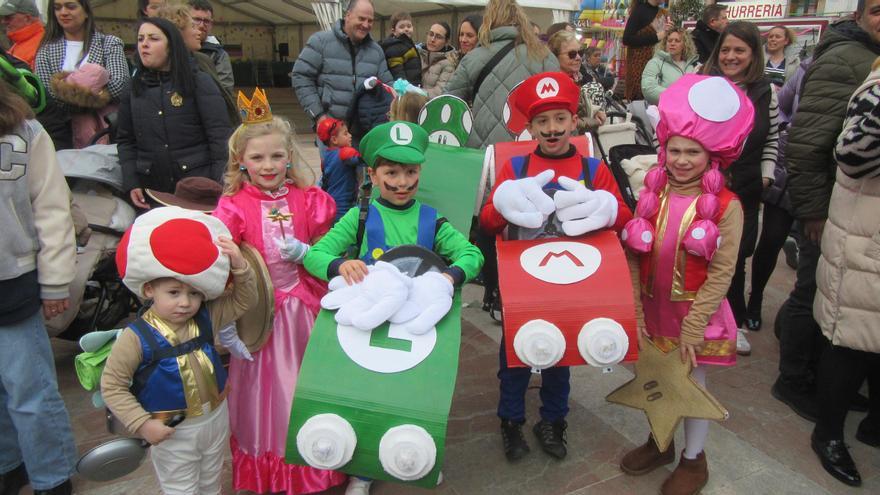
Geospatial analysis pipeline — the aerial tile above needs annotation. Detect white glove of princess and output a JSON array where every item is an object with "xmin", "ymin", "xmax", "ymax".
[
  {"xmin": 390, "ymin": 272, "xmax": 454, "ymax": 335},
  {"xmin": 275, "ymin": 237, "xmax": 310, "ymax": 263},
  {"xmin": 553, "ymin": 176, "xmax": 618, "ymax": 236},
  {"xmin": 492, "ymin": 169, "xmax": 556, "ymax": 228},
  {"xmin": 218, "ymin": 323, "xmax": 253, "ymax": 361},
  {"xmin": 321, "ymin": 261, "xmax": 412, "ymax": 331}
]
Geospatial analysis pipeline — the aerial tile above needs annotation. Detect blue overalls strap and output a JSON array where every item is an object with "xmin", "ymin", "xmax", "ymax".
[
  {"xmin": 363, "ymin": 203, "xmax": 386, "ymax": 263},
  {"xmin": 416, "ymin": 204, "xmax": 437, "ymax": 250},
  {"xmin": 129, "ymin": 307, "xmax": 213, "ymax": 396},
  {"xmin": 511, "ymin": 154, "xmax": 597, "ymax": 190},
  {"xmin": 362, "ymin": 203, "xmax": 437, "ymax": 263}
]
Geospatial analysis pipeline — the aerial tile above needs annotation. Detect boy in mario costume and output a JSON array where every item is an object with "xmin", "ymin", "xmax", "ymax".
[
  {"xmin": 101, "ymin": 206, "xmax": 256, "ymax": 495},
  {"xmin": 480, "ymin": 71, "xmax": 632, "ymax": 462},
  {"xmin": 317, "ymin": 117, "xmax": 366, "ymax": 223}
]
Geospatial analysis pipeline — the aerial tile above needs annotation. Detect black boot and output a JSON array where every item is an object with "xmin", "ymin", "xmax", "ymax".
[
  {"xmin": 533, "ymin": 419, "xmax": 567, "ymax": 460},
  {"xmin": 849, "ymin": 391, "xmax": 870, "ymax": 413},
  {"xmin": 856, "ymin": 417, "xmax": 880, "ymax": 448},
  {"xmin": 0, "ymin": 464, "xmax": 28, "ymax": 495},
  {"xmin": 811, "ymin": 432, "xmax": 861, "ymax": 487},
  {"xmin": 500, "ymin": 419, "xmax": 530, "ymax": 462},
  {"xmin": 771, "ymin": 376, "xmax": 818, "ymax": 422},
  {"xmin": 32, "ymin": 479, "xmax": 71, "ymax": 495}
]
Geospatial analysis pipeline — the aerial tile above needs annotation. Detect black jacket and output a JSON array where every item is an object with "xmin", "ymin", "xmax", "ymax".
[
  {"xmin": 379, "ymin": 34, "xmax": 422, "ymax": 86},
  {"xmin": 786, "ymin": 20, "xmax": 880, "ymax": 220},
  {"xmin": 727, "ymin": 79, "xmax": 772, "ymax": 209},
  {"xmin": 692, "ymin": 20, "xmax": 720, "ymax": 64},
  {"xmin": 118, "ymin": 68, "xmax": 233, "ymax": 193}
]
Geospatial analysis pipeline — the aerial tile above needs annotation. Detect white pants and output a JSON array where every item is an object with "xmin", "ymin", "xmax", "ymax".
[{"xmin": 150, "ymin": 401, "xmax": 229, "ymax": 495}]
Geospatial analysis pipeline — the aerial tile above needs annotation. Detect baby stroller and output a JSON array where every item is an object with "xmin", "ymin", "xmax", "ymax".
[
  {"xmin": 592, "ymin": 95, "xmax": 658, "ymax": 211},
  {"xmin": 48, "ymin": 142, "xmax": 138, "ymax": 341}
]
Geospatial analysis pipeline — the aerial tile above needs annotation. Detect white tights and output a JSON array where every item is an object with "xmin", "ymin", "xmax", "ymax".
[{"xmin": 683, "ymin": 366, "xmax": 708, "ymax": 460}]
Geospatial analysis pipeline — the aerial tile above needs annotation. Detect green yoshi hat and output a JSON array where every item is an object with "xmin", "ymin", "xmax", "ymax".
[{"xmin": 360, "ymin": 121, "xmax": 429, "ymax": 168}]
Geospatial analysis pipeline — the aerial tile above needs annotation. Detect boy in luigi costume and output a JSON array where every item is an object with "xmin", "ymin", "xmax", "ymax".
[
  {"xmin": 304, "ymin": 120, "xmax": 483, "ymax": 299},
  {"xmin": 303, "ymin": 120, "xmax": 483, "ymax": 494}
]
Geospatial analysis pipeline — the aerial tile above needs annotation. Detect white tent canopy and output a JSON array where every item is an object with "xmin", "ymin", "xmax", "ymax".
[
  {"xmin": 211, "ymin": 0, "xmax": 579, "ymax": 26},
  {"xmin": 61, "ymin": 0, "xmax": 579, "ymax": 26}
]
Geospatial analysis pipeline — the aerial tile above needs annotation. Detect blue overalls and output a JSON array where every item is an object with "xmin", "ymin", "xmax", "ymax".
[
  {"xmin": 129, "ymin": 307, "xmax": 226, "ymax": 413},
  {"xmin": 359, "ymin": 202, "xmax": 437, "ymax": 263},
  {"xmin": 497, "ymin": 154, "xmax": 599, "ymax": 424}
]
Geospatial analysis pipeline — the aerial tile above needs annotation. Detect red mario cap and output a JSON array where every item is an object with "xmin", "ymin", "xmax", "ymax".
[
  {"xmin": 317, "ymin": 117, "xmax": 344, "ymax": 144},
  {"xmin": 512, "ymin": 72, "xmax": 580, "ymax": 121}
]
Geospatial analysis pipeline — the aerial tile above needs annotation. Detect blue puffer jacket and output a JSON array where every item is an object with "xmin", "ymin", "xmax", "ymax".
[{"xmin": 292, "ymin": 20, "xmax": 393, "ymax": 124}]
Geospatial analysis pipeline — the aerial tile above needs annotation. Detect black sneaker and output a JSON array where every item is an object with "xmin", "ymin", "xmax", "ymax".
[
  {"xmin": 772, "ymin": 376, "xmax": 818, "ymax": 422},
  {"xmin": 500, "ymin": 419, "xmax": 530, "ymax": 462},
  {"xmin": 745, "ymin": 294, "xmax": 762, "ymax": 331},
  {"xmin": 533, "ymin": 419, "xmax": 568, "ymax": 459},
  {"xmin": 0, "ymin": 463, "xmax": 28, "ymax": 495},
  {"xmin": 33, "ymin": 479, "xmax": 72, "ymax": 495}
]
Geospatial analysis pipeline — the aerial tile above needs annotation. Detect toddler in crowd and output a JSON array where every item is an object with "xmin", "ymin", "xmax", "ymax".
[{"xmin": 317, "ymin": 117, "xmax": 365, "ymax": 222}]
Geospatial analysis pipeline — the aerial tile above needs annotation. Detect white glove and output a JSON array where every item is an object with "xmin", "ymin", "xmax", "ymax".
[
  {"xmin": 390, "ymin": 272, "xmax": 454, "ymax": 335},
  {"xmin": 492, "ymin": 169, "xmax": 556, "ymax": 228},
  {"xmin": 321, "ymin": 261, "xmax": 412, "ymax": 331},
  {"xmin": 218, "ymin": 323, "xmax": 253, "ymax": 361},
  {"xmin": 553, "ymin": 176, "xmax": 618, "ymax": 236},
  {"xmin": 276, "ymin": 237, "xmax": 310, "ymax": 263}
]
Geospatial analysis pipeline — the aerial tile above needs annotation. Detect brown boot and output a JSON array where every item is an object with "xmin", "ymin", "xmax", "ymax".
[
  {"xmin": 661, "ymin": 451, "xmax": 708, "ymax": 495},
  {"xmin": 620, "ymin": 435, "xmax": 675, "ymax": 475}
]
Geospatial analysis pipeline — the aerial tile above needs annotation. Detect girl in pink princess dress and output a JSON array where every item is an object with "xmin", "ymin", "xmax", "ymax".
[
  {"xmin": 213, "ymin": 114, "xmax": 347, "ymax": 494},
  {"xmin": 618, "ymin": 75, "xmax": 752, "ymax": 495}
]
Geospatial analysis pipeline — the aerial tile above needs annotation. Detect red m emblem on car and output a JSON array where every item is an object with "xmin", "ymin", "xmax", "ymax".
[{"xmin": 538, "ymin": 250, "xmax": 584, "ymax": 267}]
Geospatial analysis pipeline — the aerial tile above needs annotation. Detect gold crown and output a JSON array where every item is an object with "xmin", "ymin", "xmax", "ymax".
[{"xmin": 237, "ymin": 87, "xmax": 273, "ymax": 124}]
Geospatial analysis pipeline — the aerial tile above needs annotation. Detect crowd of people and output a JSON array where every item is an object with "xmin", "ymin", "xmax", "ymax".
[{"xmin": 0, "ymin": 0, "xmax": 878, "ymax": 494}]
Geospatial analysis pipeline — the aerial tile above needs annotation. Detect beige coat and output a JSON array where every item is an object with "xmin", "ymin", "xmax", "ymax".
[
  {"xmin": 814, "ymin": 71, "xmax": 880, "ymax": 353},
  {"xmin": 419, "ymin": 47, "xmax": 456, "ymax": 98}
]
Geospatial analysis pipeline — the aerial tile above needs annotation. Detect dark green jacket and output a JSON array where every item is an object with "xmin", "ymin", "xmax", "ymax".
[{"xmin": 786, "ymin": 20, "xmax": 880, "ymax": 220}]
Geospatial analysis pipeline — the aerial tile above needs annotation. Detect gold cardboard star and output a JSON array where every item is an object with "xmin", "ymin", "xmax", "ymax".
[{"xmin": 606, "ymin": 339, "xmax": 728, "ymax": 451}]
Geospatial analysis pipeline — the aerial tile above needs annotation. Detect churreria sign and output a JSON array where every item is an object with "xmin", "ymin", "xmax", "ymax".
[{"xmin": 720, "ymin": 0, "xmax": 787, "ymax": 21}]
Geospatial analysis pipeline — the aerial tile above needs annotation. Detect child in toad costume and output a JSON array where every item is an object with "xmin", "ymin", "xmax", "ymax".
[
  {"xmin": 618, "ymin": 74, "xmax": 751, "ymax": 495},
  {"xmin": 101, "ymin": 206, "xmax": 256, "ymax": 495}
]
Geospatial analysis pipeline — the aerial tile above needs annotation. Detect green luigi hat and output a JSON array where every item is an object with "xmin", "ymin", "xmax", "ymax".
[{"xmin": 360, "ymin": 121, "xmax": 428, "ymax": 168}]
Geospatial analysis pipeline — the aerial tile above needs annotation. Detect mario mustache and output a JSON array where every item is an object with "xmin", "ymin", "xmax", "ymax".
[
  {"xmin": 540, "ymin": 131, "xmax": 567, "ymax": 139},
  {"xmin": 384, "ymin": 180, "xmax": 419, "ymax": 192}
]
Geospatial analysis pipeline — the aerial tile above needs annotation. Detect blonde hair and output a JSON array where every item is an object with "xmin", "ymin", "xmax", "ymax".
[
  {"xmin": 156, "ymin": 3, "xmax": 194, "ymax": 32},
  {"xmin": 389, "ymin": 92, "xmax": 429, "ymax": 123},
  {"xmin": 548, "ymin": 30, "xmax": 578, "ymax": 57},
  {"xmin": 655, "ymin": 27, "xmax": 697, "ymax": 61},
  {"xmin": 222, "ymin": 117, "xmax": 315, "ymax": 195},
  {"xmin": 480, "ymin": 0, "xmax": 549, "ymax": 62}
]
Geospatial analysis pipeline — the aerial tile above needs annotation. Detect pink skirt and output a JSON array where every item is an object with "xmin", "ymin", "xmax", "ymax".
[{"xmin": 227, "ymin": 296, "xmax": 347, "ymax": 494}]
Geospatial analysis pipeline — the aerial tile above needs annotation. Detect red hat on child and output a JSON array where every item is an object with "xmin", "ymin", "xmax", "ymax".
[
  {"xmin": 511, "ymin": 72, "xmax": 580, "ymax": 121},
  {"xmin": 116, "ymin": 206, "xmax": 232, "ymax": 300},
  {"xmin": 317, "ymin": 117, "xmax": 344, "ymax": 144}
]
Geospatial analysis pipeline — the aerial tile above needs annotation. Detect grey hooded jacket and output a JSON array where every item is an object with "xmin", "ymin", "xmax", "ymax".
[
  {"xmin": 445, "ymin": 26, "xmax": 559, "ymax": 148},
  {"xmin": 292, "ymin": 20, "xmax": 393, "ymax": 124}
]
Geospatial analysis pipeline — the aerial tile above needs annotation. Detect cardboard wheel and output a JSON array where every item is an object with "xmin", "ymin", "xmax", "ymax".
[
  {"xmin": 377, "ymin": 245, "xmax": 448, "ymax": 278},
  {"xmin": 235, "ymin": 242, "xmax": 275, "ymax": 353}
]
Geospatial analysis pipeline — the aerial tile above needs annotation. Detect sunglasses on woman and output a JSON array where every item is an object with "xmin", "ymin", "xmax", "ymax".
[{"xmin": 565, "ymin": 50, "xmax": 582, "ymax": 60}]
